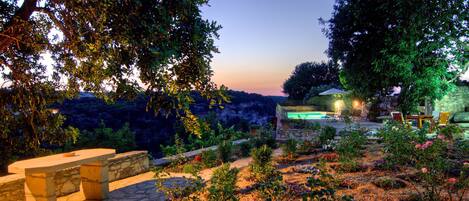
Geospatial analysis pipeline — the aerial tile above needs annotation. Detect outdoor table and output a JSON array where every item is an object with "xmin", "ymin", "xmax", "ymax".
[
  {"xmin": 406, "ymin": 115, "xmax": 434, "ymax": 129},
  {"xmin": 8, "ymin": 148, "xmax": 116, "ymax": 201}
]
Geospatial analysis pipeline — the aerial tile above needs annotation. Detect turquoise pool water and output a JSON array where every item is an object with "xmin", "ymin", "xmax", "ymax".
[{"xmin": 287, "ymin": 111, "xmax": 330, "ymax": 120}]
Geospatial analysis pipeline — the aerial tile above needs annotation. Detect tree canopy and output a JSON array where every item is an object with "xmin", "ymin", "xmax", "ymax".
[
  {"xmin": 282, "ymin": 62, "xmax": 339, "ymax": 100},
  {"xmin": 324, "ymin": 0, "xmax": 468, "ymax": 114},
  {"xmin": 0, "ymin": 0, "xmax": 226, "ymax": 171}
]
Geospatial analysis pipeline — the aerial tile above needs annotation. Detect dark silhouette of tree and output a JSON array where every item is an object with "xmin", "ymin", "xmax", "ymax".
[
  {"xmin": 324, "ymin": 0, "xmax": 468, "ymax": 114},
  {"xmin": 283, "ymin": 62, "xmax": 339, "ymax": 100}
]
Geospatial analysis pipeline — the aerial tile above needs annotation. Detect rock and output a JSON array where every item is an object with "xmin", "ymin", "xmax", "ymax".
[
  {"xmin": 372, "ymin": 176, "xmax": 406, "ymax": 190},
  {"xmin": 292, "ymin": 165, "xmax": 320, "ymax": 174}
]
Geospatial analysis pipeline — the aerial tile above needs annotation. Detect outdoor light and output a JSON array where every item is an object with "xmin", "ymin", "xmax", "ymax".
[
  {"xmin": 334, "ymin": 100, "xmax": 344, "ymax": 110},
  {"xmin": 353, "ymin": 100, "xmax": 361, "ymax": 109},
  {"xmin": 50, "ymin": 108, "xmax": 59, "ymax": 114}
]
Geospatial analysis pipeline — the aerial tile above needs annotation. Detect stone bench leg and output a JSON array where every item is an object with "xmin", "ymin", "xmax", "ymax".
[
  {"xmin": 80, "ymin": 160, "xmax": 109, "ymax": 200},
  {"xmin": 25, "ymin": 172, "xmax": 56, "ymax": 201}
]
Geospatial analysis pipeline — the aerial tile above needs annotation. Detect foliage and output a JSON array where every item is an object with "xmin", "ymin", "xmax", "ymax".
[
  {"xmin": 182, "ymin": 163, "xmax": 202, "ymax": 174},
  {"xmin": 238, "ymin": 141, "xmax": 253, "ymax": 157},
  {"xmin": 160, "ymin": 133, "xmax": 187, "ymax": 157},
  {"xmin": 0, "ymin": 0, "xmax": 226, "ymax": 172},
  {"xmin": 297, "ymin": 140, "xmax": 317, "ymax": 154},
  {"xmin": 201, "ymin": 150, "xmax": 218, "ymax": 169},
  {"xmin": 281, "ymin": 139, "xmax": 298, "ymax": 160},
  {"xmin": 217, "ymin": 140, "xmax": 233, "ymax": 163},
  {"xmin": 439, "ymin": 125, "xmax": 464, "ymax": 141},
  {"xmin": 324, "ymin": 0, "xmax": 468, "ymax": 114},
  {"xmin": 257, "ymin": 169, "xmax": 286, "ymax": 201},
  {"xmin": 153, "ymin": 166, "xmax": 204, "ymax": 201},
  {"xmin": 208, "ymin": 163, "xmax": 239, "ymax": 201},
  {"xmin": 70, "ymin": 121, "xmax": 136, "ymax": 153},
  {"xmin": 283, "ymin": 62, "xmax": 339, "ymax": 100},
  {"xmin": 378, "ymin": 122, "xmax": 426, "ymax": 167},
  {"xmin": 249, "ymin": 145, "xmax": 286, "ymax": 200},
  {"xmin": 319, "ymin": 126, "xmax": 336, "ymax": 145},
  {"xmin": 250, "ymin": 145, "xmax": 274, "ymax": 181},
  {"xmin": 303, "ymin": 161, "xmax": 353, "ymax": 201},
  {"xmin": 304, "ymin": 83, "xmax": 340, "ymax": 102},
  {"xmin": 335, "ymin": 130, "xmax": 366, "ymax": 160},
  {"xmin": 250, "ymin": 125, "xmax": 277, "ymax": 149}
]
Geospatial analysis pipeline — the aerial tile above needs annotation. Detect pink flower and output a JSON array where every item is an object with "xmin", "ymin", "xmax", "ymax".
[
  {"xmin": 464, "ymin": 162, "xmax": 469, "ymax": 167},
  {"xmin": 415, "ymin": 144, "xmax": 422, "ymax": 149},
  {"xmin": 313, "ymin": 175, "xmax": 320, "ymax": 180},
  {"xmin": 421, "ymin": 141, "xmax": 433, "ymax": 149},
  {"xmin": 437, "ymin": 134, "xmax": 445, "ymax": 140},
  {"xmin": 421, "ymin": 167, "xmax": 428, "ymax": 173},
  {"xmin": 447, "ymin": 178, "xmax": 457, "ymax": 184}
]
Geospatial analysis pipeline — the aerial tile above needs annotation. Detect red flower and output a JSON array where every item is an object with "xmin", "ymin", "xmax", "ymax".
[
  {"xmin": 447, "ymin": 178, "xmax": 457, "ymax": 184},
  {"xmin": 194, "ymin": 155, "xmax": 202, "ymax": 162}
]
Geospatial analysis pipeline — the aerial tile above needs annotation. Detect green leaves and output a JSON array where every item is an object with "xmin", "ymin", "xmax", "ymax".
[{"xmin": 325, "ymin": 0, "xmax": 468, "ymax": 113}]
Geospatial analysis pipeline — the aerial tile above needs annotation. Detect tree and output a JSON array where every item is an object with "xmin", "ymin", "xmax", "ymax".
[
  {"xmin": 324, "ymin": 0, "xmax": 468, "ymax": 114},
  {"xmin": 282, "ymin": 62, "xmax": 339, "ymax": 100},
  {"xmin": 0, "ymin": 0, "xmax": 226, "ymax": 172}
]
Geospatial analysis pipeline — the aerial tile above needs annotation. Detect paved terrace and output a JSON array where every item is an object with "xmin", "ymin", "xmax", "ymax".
[{"xmin": 58, "ymin": 149, "xmax": 283, "ymax": 201}]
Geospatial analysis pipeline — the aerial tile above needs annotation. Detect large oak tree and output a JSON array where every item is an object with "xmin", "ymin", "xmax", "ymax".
[
  {"xmin": 0, "ymin": 0, "xmax": 226, "ymax": 171},
  {"xmin": 324, "ymin": 0, "xmax": 468, "ymax": 114}
]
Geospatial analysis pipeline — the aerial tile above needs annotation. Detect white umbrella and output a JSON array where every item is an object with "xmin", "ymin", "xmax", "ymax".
[{"xmin": 318, "ymin": 88, "xmax": 349, "ymax": 96}]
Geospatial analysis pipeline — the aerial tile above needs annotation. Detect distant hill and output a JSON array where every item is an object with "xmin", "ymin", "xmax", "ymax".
[{"xmin": 57, "ymin": 90, "xmax": 277, "ymax": 156}]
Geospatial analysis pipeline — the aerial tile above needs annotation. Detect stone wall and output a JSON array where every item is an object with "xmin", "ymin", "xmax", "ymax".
[
  {"xmin": 0, "ymin": 174, "xmax": 25, "ymax": 201},
  {"xmin": 276, "ymin": 129, "xmax": 321, "ymax": 141},
  {"xmin": 434, "ymin": 86, "xmax": 469, "ymax": 114},
  {"xmin": 0, "ymin": 150, "xmax": 149, "ymax": 200}
]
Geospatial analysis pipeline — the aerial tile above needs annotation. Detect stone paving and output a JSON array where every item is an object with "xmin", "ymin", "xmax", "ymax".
[{"xmin": 58, "ymin": 149, "xmax": 282, "ymax": 201}]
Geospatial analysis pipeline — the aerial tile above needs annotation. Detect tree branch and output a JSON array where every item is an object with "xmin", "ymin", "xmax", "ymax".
[
  {"xmin": 34, "ymin": 7, "xmax": 73, "ymax": 41},
  {"xmin": 0, "ymin": 0, "xmax": 38, "ymax": 52}
]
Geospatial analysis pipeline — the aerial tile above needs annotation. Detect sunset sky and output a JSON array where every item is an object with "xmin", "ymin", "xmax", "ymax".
[{"xmin": 201, "ymin": 0, "xmax": 335, "ymax": 96}]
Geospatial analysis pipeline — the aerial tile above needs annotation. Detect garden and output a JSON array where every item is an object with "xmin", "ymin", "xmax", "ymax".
[{"xmin": 153, "ymin": 121, "xmax": 469, "ymax": 201}]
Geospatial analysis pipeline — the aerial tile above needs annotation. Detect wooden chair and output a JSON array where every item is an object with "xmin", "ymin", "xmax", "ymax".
[
  {"xmin": 391, "ymin": 111, "xmax": 404, "ymax": 123},
  {"xmin": 437, "ymin": 112, "xmax": 450, "ymax": 127}
]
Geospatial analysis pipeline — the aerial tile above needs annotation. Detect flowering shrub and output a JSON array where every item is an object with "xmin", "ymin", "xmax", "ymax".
[{"xmin": 378, "ymin": 122, "xmax": 426, "ymax": 167}]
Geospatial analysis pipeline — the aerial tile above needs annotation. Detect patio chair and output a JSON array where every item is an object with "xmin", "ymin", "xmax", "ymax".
[
  {"xmin": 437, "ymin": 112, "xmax": 450, "ymax": 127},
  {"xmin": 391, "ymin": 112, "xmax": 404, "ymax": 123}
]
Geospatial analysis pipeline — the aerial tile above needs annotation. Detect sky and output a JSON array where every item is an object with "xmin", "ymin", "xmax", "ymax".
[{"xmin": 201, "ymin": 0, "xmax": 335, "ymax": 96}]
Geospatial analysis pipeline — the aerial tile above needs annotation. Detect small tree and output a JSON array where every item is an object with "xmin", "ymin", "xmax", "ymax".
[
  {"xmin": 208, "ymin": 163, "xmax": 239, "ymax": 201},
  {"xmin": 282, "ymin": 62, "xmax": 339, "ymax": 100}
]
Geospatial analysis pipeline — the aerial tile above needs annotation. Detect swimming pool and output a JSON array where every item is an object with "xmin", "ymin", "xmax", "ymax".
[{"xmin": 286, "ymin": 111, "xmax": 331, "ymax": 120}]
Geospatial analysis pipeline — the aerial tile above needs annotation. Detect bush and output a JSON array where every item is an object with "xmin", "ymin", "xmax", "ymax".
[
  {"xmin": 217, "ymin": 140, "xmax": 233, "ymax": 163},
  {"xmin": 378, "ymin": 122, "xmax": 426, "ymax": 166},
  {"xmin": 160, "ymin": 133, "xmax": 186, "ymax": 157},
  {"xmin": 335, "ymin": 130, "xmax": 366, "ymax": 160},
  {"xmin": 303, "ymin": 161, "xmax": 352, "ymax": 200},
  {"xmin": 154, "ymin": 166, "xmax": 204, "ymax": 200},
  {"xmin": 73, "ymin": 121, "xmax": 136, "ymax": 153},
  {"xmin": 238, "ymin": 141, "xmax": 252, "ymax": 157},
  {"xmin": 250, "ymin": 126, "xmax": 276, "ymax": 149},
  {"xmin": 208, "ymin": 163, "xmax": 239, "ymax": 201},
  {"xmin": 281, "ymin": 139, "xmax": 297, "ymax": 160},
  {"xmin": 250, "ymin": 145, "xmax": 274, "ymax": 182},
  {"xmin": 319, "ymin": 126, "xmax": 336, "ymax": 145},
  {"xmin": 439, "ymin": 124, "xmax": 464, "ymax": 140},
  {"xmin": 201, "ymin": 150, "xmax": 218, "ymax": 168},
  {"xmin": 182, "ymin": 163, "xmax": 202, "ymax": 174}
]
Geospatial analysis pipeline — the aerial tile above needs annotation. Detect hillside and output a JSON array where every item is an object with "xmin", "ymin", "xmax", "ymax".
[{"xmin": 57, "ymin": 90, "xmax": 281, "ymax": 156}]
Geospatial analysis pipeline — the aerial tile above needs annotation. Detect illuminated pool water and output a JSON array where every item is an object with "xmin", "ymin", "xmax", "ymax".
[{"xmin": 286, "ymin": 111, "xmax": 330, "ymax": 120}]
